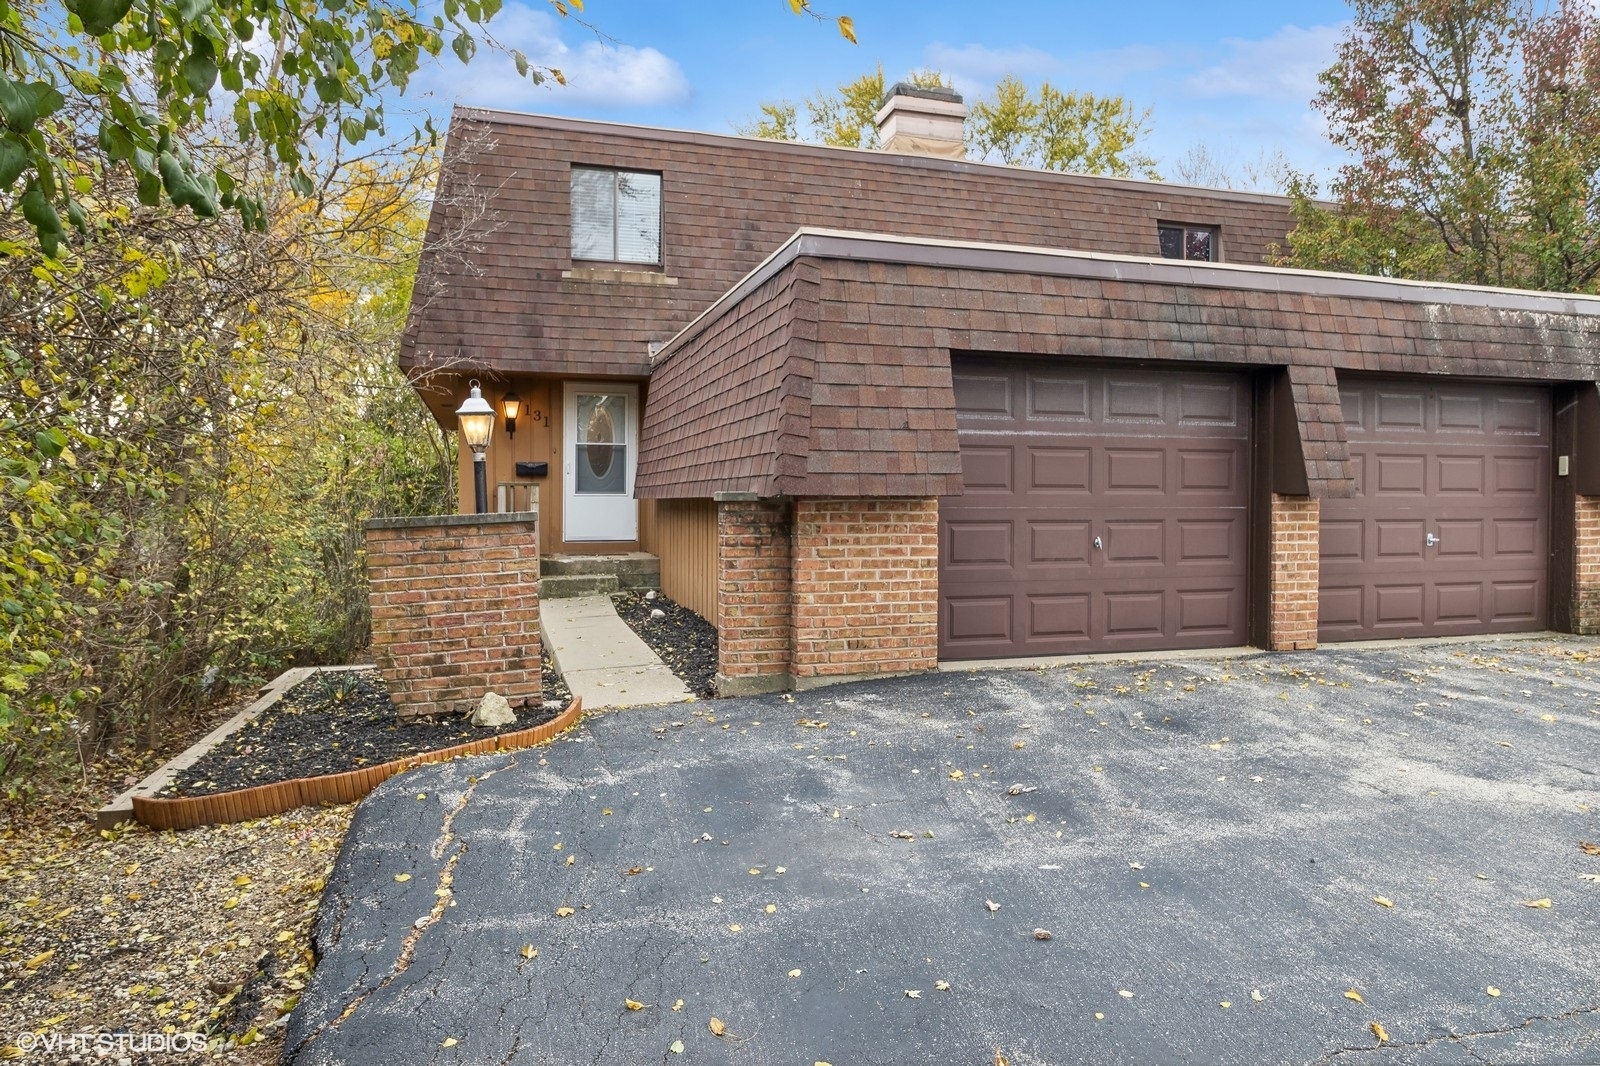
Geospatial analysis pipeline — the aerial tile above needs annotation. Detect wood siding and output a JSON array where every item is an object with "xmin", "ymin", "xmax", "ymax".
[{"xmin": 654, "ymin": 498, "xmax": 718, "ymax": 624}]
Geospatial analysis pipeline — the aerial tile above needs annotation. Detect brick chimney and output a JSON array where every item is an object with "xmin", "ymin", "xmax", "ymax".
[{"xmin": 874, "ymin": 83, "xmax": 967, "ymax": 160}]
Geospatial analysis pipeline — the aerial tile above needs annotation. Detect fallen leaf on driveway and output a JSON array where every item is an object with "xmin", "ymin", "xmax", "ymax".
[
  {"xmin": 672, "ymin": 999, "xmax": 684, "ymax": 1011},
  {"xmin": 788, "ymin": 969, "xmax": 802, "ymax": 978},
  {"xmin": 1521, "ymin": 898, "xmax": 1553, "ymax": 909},
  {"xmin": 1580, "ymin": 874, "xmax": 1600, "ymax": 883},
  {"xmin": 1370, "ymin": 1022, "xmax": 1388, "ymax": 1043},
  {"xmin": 625, "ymin": 999, "xmax": 645, "ymax": 1011},
  {"xmin": 1540, "ymin": 714, "xmax": 1556, "ymax": 722},
  {"xmin": 669, "ymin": 1040, "xmax": 684, "ymax": 1054},
  {"xmin": 1487, "ymin": 986, "xmax": 1501, "ymax": 997},
  {"xmin": 995, "ymin": 1053, "xmax": 1011, "ymax": 1066},
  {"xmin": 709, "ymin": 1017, "xmax": 726, "ymax": 1036},
  {"xmin": 1005, "ymin": 784, "xmax": 1036, "ymax": 796},
  {"xmin": 1344, "ymin": 989, "xmax": 1364, "ymax": 1003},
  {"xmin": 985, "ymin": 899, "xmax": 1001, "ymax": 912},
  {"xmin": 556, "ymin": 907, "xmax": 575, "ymax": 918},
  {"xmin": 949, "ymin": 770, "xmax": 965, "ymax": 780},
  {"xmin": 889, "ymin": 831, "xmax": 915, "ymax": 840},
  {"xmin": 1373, "ymin": 896, "xmax": 1394, "ymax": 908},
  {"xmin": 905, "ymin": 990, "xmax": 922, "ymax": 999},
  {"xmin": 1220, "ymin": 1001, "xmax": 1231, "ymax": 1008},
  {"xmin": 441, "ymin": 1037, "xmax": 458, "ymax": 1047},
  {"xmin": 935, "ymin": 980, "xmax": 951, "ymax": 991},
  {"xmin": 626, "ymin": 867, "xmax": 643, "ymax": 876},
  {"xmin": 1580, "ymin": 842, "xmax": 1600, "ymax": 856},
  {"xmin": 1496, "ymin": 741, "xmax": 1513, "ymax": 748},
  {"xmin": 520, "ymin": 945, "xmax": 537, "ymax": 959},
  {"xmin": 1251, "ymin": 990, "xmax": 1264, "ymax": 1002},
  {"xmin": 1117, "ymin": 989, "xmax": 1134, "ymax": 999},
  {"xmin": 1033, "ymin": 928, "xmax": 1053, "ymax": 941}
]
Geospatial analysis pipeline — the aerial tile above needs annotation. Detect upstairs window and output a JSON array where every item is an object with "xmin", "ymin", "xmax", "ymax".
[
  {"xmin": 1158, "ymin": 223, "xmax": 1218, "ymax": 262},
  {"xmin": 571, "ymin": 167, "xmax": 662, "ymax": 265}
]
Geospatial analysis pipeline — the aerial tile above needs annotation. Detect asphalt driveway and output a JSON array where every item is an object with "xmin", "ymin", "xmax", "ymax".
[{"xmin": 286, "ymin": 638, "xmax": 1600, "ymax": 1065}]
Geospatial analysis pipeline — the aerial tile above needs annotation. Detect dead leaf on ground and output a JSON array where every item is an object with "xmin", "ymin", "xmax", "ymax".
[
  {"xmin": 935, "ymin": 980, "xmax": 951, "ymax": 991},
  {"xmin": 1344, "ymin": 989, "xmax": 1364, "ymax": 1003},
  {"xmin": 520, "ymin": 944, "xmax": 537, "ymax": 959},
  {"xmin": 625, "ymin": 866, "xmax": 643, "ymax": 876},
  {"xmin": 441, "ymin": 1037, "xmax": 458, "ymax": 1047},
  {"xmin": 1373, "ymin": 896, "xmax": 1394, "ymax": 908},
  {"xmin": 1487, "ymin": 986, "xmax": 1501, "ymax": 997},
  {"xmin": 995, "ymin": 1052, "xmax": 1011, "ymax": 1066},
  {"xmin": 1579, "ymin": 841, "xmax": 1600, "ymax": 856},
  {"xmin": 1370, "ymin": 1022, "xmax": 1389, "ymax": 1043},
  {"xmin": 555, "ymin": 906, "xmax": 575, "ymax": 918},
  {"xmin": 985, "ymin": 899, "xmax": 1001, "ymax": 912},
  {"xmin": 905, "ymin": 989, "xmax": 922, "ymax": 999},
  {"xmin": 1032, "ymin": 928, "xmax": 1053, "ymax": 940},
  {"xmin": 889, "ymin": 830, "xmax": 915, "ymax": 840},
  {"xmin": 669, "ymin": 1040, "xmax": 684, "ymax": 1054},
  {"xmin": 671, "ymin": 999, "xmax": 684, "ymax": 1011},
  {"xmin": 1005, "ymin": 784, "xmax": 1036, "ymax": 796},
  {"xmin": 1117, "ymin": 989, "xmax": 1134, "ymax": 999},
  {"xmin": 1580, "ymin": 873, "xmax": 1600, "ymax": 883},
  {"xmin": 1521, "ymin": 898, "xmax": 1553, "ymax": 909},
  {"xmin": 709, "ymin": 1017, "xmax": 726, "ymax": 1036}
]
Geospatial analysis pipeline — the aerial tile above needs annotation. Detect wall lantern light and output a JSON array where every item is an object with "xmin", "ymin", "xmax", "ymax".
[
  {"xmin": 502, "ymin": 390, "xmax": 522, "ymax": 439},
  {"xmin": 455, "ymin": 379, "xmax": 495, "ymax": 514}
]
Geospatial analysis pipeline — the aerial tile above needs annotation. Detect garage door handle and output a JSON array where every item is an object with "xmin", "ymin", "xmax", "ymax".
[
  {"xmin": 1093, "ymin": 535, "xmax": 1103, "ymax": 551},
  {"xmin": 1426, "ymin": 532, "xmax": 1440, "ymax": 547}
]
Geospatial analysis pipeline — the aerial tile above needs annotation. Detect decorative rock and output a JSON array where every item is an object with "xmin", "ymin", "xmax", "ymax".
[
  {"xmin": 650, "ymin": 608, "xmax": 666, "ymax": 620},
  {"xmin": 472, "ymin": 691, "xmax": 516, "ymax": 727},
  {"xmin": 644, "ymin": 590, "xmax": 658, "ymax": 600}
]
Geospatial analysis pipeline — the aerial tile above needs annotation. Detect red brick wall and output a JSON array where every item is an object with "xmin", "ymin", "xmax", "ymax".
[
  {"xmin": 790, "ymin": 499, "xmax": 939, "ymax": 683},
  {"xmin": 715, "ymin": 500, "xmax": 793, "ymax": 694},
  {"xmin": 366, "ymin": 514, "xmax": 541, "ymax": 716},
  {"xmin": 1577, "ymin": 496, "xmax": 1600, "ymax": 634},
  {"xmin": 1269, "ymin": 494, "xmax": 1320, "ymax": 651}
]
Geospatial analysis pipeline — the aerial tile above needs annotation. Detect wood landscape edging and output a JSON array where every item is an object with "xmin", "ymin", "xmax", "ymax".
[{"xmin": 129, "ymin": 696, "xmax": 584, "ymax": 832}]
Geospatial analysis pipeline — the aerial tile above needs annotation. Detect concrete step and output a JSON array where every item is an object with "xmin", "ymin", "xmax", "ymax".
[
  {"xmin": 542, "ymin": 552, "xmax": 659, "ymax": 590},
  {"xmin": 542, "ymin": 573, "xmax": 619, "ymax": 599}
]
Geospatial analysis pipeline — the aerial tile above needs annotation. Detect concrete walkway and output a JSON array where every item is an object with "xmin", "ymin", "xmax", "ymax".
[{"xmin": 540, "ymin": 595, "xmax": 692, "ymax": 709}]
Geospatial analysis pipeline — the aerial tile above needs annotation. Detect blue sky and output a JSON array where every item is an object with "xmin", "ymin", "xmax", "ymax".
[{"xmin": 404, "ymin": 1, "xmax": 1358, "ymax": 186}]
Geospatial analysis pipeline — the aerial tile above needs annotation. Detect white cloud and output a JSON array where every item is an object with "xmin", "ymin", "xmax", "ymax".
[
  {"xmin": 1185, "ymin": 24, "xmax": 1344, "ymax": 100},
  {"xmin": 411, "ymin": 4, "xmax": 690, "ymax": 111},
  {"xmin": 924, "ymin": 42, "xmax": 1062, "ymax": 81}
]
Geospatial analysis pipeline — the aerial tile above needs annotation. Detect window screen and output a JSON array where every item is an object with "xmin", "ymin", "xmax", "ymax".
[
  {"xmin": 1158, "ymin": 224, "xmax": 1217, "ymax": 262},
  {"xmin": 571, "ymin": 167, "xmax": 662, "ymax": 265}
]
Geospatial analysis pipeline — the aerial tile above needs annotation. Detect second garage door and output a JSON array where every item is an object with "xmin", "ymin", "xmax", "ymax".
[
  {"xmin": 939, "ymin": 358, "xmax": 1251, "ymax": 659},
  {"xmin": 1318, "ymin": 378, "xmax": 1550, "ymax": 641}
]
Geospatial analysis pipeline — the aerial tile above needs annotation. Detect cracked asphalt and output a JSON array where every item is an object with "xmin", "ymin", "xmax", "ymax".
[{"xmin": 286, "ymin": 638, "xmax": 1600, "ymax": 1066}]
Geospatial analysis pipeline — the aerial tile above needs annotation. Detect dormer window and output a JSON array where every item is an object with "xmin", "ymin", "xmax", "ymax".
[
  {"xmin": 571, "ymin": 167, "xmax": 662, "ymax": 265},
  {"xmin": 1158, "ymin": 223, "xmax": 1217, "ymax": 262}
]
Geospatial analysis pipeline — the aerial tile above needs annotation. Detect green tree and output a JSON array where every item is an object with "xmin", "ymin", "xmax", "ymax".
[
  {"xmin": 1286, "ymin": 0, "xmax": 1600, "ymax": 293},
  {"xmin": 742, "ymin": 69, "xmax": 1159, "ymax": 178}
]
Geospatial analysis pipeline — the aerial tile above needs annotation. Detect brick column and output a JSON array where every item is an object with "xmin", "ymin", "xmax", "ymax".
[
  {"xmin": 790, "ymin": 498, "xmax": 939, "ymax": 686},
  {"xmin": 1576, "ymin": 496, "xmax": 1600, "ymax": 634},
  {"xmin": 365, "ymin": 513, "xmax": 540, "ymax": 716},
  {"xmin": 1268, "ymin": 494, "xmax": 1320, "ymax": 651},
  {"xmin": 715, "ymin": 498, "xmax": 793, "ymax": 696}
]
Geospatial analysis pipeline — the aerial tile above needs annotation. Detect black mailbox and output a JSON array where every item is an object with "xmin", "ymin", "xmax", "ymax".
[{"xmin": 515, "ymin": 461, "xmax": 549, "ymax": 478}]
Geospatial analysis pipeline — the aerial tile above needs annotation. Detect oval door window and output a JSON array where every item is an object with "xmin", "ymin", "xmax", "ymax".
[{"xmin": 586, "ymin": 404, "xmax": 615, "ymax": 478}]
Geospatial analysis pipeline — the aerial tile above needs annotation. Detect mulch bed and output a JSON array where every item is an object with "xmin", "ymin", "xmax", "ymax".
[
  {"xmin": 160, "ymin": 665, "xmax": 567, "ymax": 799},
  {"xmin": 612, "ymin": 590, "xmax": 719, "ymax": 698}
]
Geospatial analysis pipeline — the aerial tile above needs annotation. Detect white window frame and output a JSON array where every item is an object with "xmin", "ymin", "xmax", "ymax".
[{"xmin": 570, "ymin": 166, "xmax": 663, "ymax": 266}]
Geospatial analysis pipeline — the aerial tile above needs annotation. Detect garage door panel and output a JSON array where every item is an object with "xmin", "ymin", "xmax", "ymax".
[
  {"xmin": 1491, "ymin": 581, "xmax": 1540, "ymax": 621},
  {"xmin": 952, "ymin": 374, "xmax": 1014, "ymax": 421},
  {"xmin": 1375, "ymin": 520, "xmax": 1426, "ymax": 561},
  {"xmin": 1320, "ymin": 378, "xmax": 1549, "ymax": 642},
  {"xmin": 1028, "ymin": 377, "xmax": 1091, "ymax": 422},
  {"xmin": 1106, "ymin": 379, "xmax": 1164, "ymax": 422},
  {"xmin": 1029, "ymin": 447, "xmax": 1091, "ymax": 492},
  {"xmin": 1106, "ymin": 449, "xmax": 1165, "ymax": 492},
  {"xmin": 941, "ymin": 359, "xmax": 1250, "ymax": 658},
  {"xmin": 960, "ymin": 446, "xmax": 1014, "ymax": 492},
  {"xmin": 1177, "ymin": 589, "xmax": 1239, "ymax": 635},
  {"xmin": 1177, "ymin": 449, "xmax": 1238, "ymax": 493},
  {"xmin": 1493, "ymin": 518, "xmax": 1540, "ymax": 558},
  {"xmin": 1177, "ymin": 382, "xmax": 1239, "ymax": 425},
  {"xmin": 1434, "ymin": 519, "xmax": 1484, "ymax": 559},
  {"xmin": 1493, "ymin": 455, "xmax": 1542, "ymax": 495},
  {"xmin": 944, "ymin": 596, "xmax": 1012, "ymax": 645},
  {"xmin": 1178, "ymin": 520, "xmax": 1235, "ymax": 562},
  {"xmin": 1029, "ymin": 521, "xmax": 1092, "ymax": 565},
  {"xmin": 1028, "ymin": 594, "xmax": 1090, "ymax": 640},
  {"xmin": 945, "ymin": 521, "xmax": 1013, "ymax": 568},
  {"xmin": 1434, "ymin": 583, "xmax": 1484, "ymax": 623},
  {"xmin": 1436, "ymin": 456, "xmax": 1485, "ymax": 494},
  {"xmin": 1374, "ymin": 455, "xmax": 1427, "ymax": 495}
]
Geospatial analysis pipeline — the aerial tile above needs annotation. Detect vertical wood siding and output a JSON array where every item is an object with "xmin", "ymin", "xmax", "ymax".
[{"xmin": 655, "ymin": 498, "xmax": 718, "ymax": 624}]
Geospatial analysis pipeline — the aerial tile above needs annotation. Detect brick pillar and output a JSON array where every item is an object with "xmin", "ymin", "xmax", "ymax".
[
  {"xmin": 1576, "ymin": 496, "xmax": 1600, "ymax": 634},
  {"xmin": 715, "ymin": 499, "xmax": 793, "ymax": 696},
  {"xmin": 790, "ymin": 498, "xmax": 939, "ymax": 687},
  {"xmin": 365, "ymin": 513, "xmax": 540, "ymax": 716},
  {"xmin": 1269, "ymin": 494, "xmax": 1320, "ymax": 651}
]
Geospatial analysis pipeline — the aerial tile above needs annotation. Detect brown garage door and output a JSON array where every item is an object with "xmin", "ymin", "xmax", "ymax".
[
  {"xmin": 1319, "ymin": 378, "xmax": 1550, "ymax": 641},
  {"xmin": 939, "ymin": 358, "xmax": 1251, "ymax": 660}
]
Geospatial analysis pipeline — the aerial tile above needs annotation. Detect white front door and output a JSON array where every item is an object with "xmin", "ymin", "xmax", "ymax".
[{"xmin": 563, "ymin": 383, "xmax": 639, "ymax": 542}]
